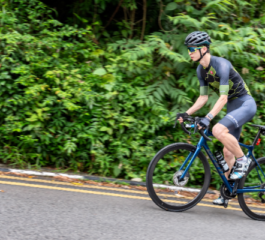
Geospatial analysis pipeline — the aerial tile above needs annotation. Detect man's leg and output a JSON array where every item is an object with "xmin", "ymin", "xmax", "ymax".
[
  {"xmin": 223, "ymin": 147, "xmax": 235, "ymax": 179},
  {"xmin": 212, "ymin": 124, "xmax": 240, "ymax": 205},
  {"xmin": 213, "ymin": 123, "xmax": 252, "ymax": 180},
  {"xmin": 213, "ymin": 146, "xmax": 235, "ymax": 205},
  {"xmin": 212, "ymin": 95, "xmax": 256, "ymax": 204},
  {"xmin": 212, "ymin": 123, "xmax": 244, "ymax": 159}
]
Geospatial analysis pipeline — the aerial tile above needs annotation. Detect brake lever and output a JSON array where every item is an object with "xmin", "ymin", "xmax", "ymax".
[
  {"xmin": 174, "ymin": 116, "xmax": 194, "ymax": 128},
  {"xmin": 194, "ymin": 117, "xmax": 200, "ymax": 134},
  {"xmin": 194, "ymin": 125, "xmax": 198, "ymax": 134}
]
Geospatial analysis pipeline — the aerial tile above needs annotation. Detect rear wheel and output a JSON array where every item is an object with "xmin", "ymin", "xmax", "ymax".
[
  {"xmin": 238, "ymin": 157, "xmax": 265, "ymax": 221},
  {"xmin": 146, "ymin": 143, "xmax": 211, "ymax": 212}
]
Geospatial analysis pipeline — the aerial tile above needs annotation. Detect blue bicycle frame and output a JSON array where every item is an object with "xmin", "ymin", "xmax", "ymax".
[{"xmin": 178, "ymin": 127, "xmax": 265, "ymax": 194}]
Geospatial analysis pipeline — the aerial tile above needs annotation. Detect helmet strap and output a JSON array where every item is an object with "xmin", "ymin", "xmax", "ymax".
[{"xmin": 195, "ymin": 48, "xmax": 208, "ymax": 62}]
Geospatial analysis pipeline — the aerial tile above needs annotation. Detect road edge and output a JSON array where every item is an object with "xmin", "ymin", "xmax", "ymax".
[{"xmin": 0, "ymin": 167, "xmax": 216, "ymax": 194}]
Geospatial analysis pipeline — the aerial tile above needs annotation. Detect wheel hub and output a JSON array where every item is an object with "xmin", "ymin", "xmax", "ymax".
[{"xmin": 173, "ymin": 170, "xmax": 190, "ymax": 187}]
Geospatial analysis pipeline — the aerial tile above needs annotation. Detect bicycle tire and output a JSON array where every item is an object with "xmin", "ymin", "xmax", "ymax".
[
  {"xmin": 146, "ymin": 143, "xmax": 211, "ymax": 212},
  {"xmin": 238, "ymin": 157, "xmax": 265, "ymax": 221}
]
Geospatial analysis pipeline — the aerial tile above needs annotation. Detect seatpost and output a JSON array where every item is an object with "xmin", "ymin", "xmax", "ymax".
[{"xmin": 252, "ymin": 129, "xmax": 261, "ymax": 146}]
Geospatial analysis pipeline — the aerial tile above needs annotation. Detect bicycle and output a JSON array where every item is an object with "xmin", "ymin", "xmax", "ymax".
[{"xmin": 146, "ymin": 116, "xmax": 265, "ymax": 221}]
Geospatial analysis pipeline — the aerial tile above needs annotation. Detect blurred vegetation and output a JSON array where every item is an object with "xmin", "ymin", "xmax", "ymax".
[{"xmin": 0, "ymin": 0, "xmax": 265, "ymax": 188}]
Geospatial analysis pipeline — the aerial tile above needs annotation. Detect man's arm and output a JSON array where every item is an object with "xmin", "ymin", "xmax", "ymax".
[
  {"xmin": 178, "ymin": 65, "xmax": 209, "ymax": 123},
  {"xmin": 205, "ymin": 59, "xmax": 230, "ymax": 120},
  {"xmin": 197, "ymin": 94, "xmax": 228, "ymax": 129},
  {"xmin": 187, "ymin": 65, "xmax": 209, "ymax": 115},
  {"xmin": 178, "ymin": 95, "xmax": 208, "ymax": 123},
  {"xmin": 206, "ymin": 95, "xmax": 228, "ymax": 119},
  {"xmin": 186, "ymin": 95, "xmax": 208, "ymax": 115}
]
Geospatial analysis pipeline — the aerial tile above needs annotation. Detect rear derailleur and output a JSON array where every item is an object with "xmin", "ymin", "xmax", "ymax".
[{"xmin": 258, "ymin": 183, "xmax": 265, "ymax": 204}]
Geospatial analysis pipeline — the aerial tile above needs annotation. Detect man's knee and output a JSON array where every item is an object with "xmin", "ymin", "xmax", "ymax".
[{"xmin": 212, "ymin": 124, "xmax": 228, "ymax": 140}]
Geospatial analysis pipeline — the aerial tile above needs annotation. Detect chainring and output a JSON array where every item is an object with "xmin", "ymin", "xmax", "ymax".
[
  {"xmin": 173, "ymin": 170, "xmax": 190, "ymax": 187},
  {"xmin": 220, "ymin": 182, "xmax": 237, "ymax": 200}
]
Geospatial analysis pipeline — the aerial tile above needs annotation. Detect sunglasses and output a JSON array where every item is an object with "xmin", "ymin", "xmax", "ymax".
[{"xmin": 187, "ymin": 46, "xmax": 203, "ymax": 53}]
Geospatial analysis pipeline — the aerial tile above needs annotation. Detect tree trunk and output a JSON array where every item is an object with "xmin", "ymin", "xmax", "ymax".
[
  {"xmin": 104, "ymin": 0, "xmax": 124, "ymax": 29},
  {"xmin": 141, "ymin": 0, "xmax": 147, "ymax": 41},
  {"xmin": 130, "ymin": 8, "xmax": 136, "ymax": 39}
]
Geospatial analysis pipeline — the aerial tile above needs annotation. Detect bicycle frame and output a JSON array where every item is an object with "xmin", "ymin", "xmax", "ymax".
[{"xmin": 179, "ymin": 128, "xmax": 265, "ymax": 194}]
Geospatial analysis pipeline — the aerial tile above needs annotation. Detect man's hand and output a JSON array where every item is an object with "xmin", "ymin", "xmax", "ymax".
[
  {"xmin": 176, "ymin": 112, "xmax": 189, "ymax": 123},
  {"xmin": 197, "ymin": 117, "xmax": 210, "ymax": 130}
]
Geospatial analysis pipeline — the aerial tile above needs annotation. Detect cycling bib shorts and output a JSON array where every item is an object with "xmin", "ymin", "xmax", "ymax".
[{"xmin": 218, "ymin": 94, "xmax": 257, "ymax": 140}]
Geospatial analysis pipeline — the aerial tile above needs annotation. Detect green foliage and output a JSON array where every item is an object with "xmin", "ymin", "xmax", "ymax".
[{"xmin": 0, "ymin": 0, "xmax": 265, "ymax": 189}]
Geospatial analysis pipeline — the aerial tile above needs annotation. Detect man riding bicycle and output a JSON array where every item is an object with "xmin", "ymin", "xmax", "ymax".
[{"xmin": 177, "ymin": 31, "xmax": 257, "ymax": 205}]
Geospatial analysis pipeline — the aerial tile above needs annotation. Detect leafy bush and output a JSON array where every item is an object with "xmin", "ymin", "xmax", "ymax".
[{"xmin": 0, "ymin": 0, "xmax": 265, "ymax": 189}]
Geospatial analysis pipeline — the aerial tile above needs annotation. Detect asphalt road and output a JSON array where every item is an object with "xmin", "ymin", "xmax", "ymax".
[{"xmin": 0, "ymin": 175, "xmax": 264, "ymax": 240}]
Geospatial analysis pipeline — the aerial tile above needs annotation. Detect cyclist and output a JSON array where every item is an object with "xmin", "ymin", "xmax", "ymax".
[{"xmin": 177, "ymin": 31, "xmax": 257, "ymax": 205}]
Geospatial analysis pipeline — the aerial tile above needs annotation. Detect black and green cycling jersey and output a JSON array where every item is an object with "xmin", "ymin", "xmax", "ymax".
[{"xmin": 197, "ymin": 56, "xmax": 251, "ymax": 100}]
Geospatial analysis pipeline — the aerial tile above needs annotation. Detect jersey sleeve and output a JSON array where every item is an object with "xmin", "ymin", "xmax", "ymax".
[
  {"xmin": 196, "ymin": 65, "xmax": 209, "ymax": 95},
  {"xmin": 215, "ymin": 59, "xmax": 231, "ymax": 95}
]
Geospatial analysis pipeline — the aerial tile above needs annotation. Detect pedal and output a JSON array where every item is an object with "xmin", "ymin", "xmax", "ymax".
[
  {"xmin": 232, "ymin": 179, "xmax": 240, "ymax": 196},
  {"xmin": 223, "ymin": 199, "xmax": 229, "ymax": 208}
]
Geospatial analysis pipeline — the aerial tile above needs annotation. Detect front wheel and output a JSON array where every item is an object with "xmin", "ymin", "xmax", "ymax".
[
  {"xmin": 238, "ymin": 157, "xmax": 265, "ymax": 221},
  {"xmin": 146, "ymin": 143, "xmax": 211, "ymax": 212}
]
